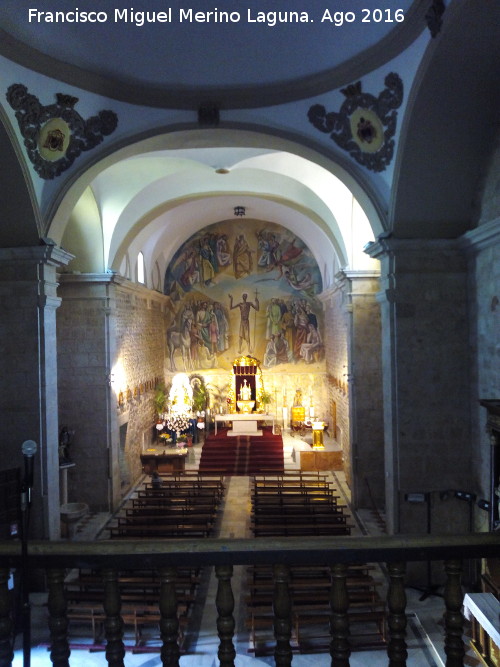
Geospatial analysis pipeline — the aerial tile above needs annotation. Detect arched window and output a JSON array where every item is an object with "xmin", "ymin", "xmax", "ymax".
[{"xmin": 137, "ymin": 251, "xmax": 145, "ymax": 284}]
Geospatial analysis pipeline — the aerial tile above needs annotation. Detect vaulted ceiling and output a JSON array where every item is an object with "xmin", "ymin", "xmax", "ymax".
[{"xmin": 0, "ymin": 0, "xmax": 497, "ymax": 287}]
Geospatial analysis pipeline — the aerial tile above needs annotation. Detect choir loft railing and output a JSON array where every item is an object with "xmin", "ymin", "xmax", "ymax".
[{"xmin": 1, "ymin": 532, "xmax": 499, "ymax": 667}]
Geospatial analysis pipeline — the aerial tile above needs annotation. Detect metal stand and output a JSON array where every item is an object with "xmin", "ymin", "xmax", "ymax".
[
  {"xmin": 20, "ymin": 484, "xmax": 31, "ymax": 667},
  {"xmin": 405, "ymin": 492, "xmax": 443, "ymax": 601}
]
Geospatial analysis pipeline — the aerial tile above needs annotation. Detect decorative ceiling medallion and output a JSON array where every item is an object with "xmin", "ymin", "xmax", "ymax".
[
  {"xmin": 6, "ymin": 84, "xmax": 118, "ymax": 179},
  {"xmin": 307, "ymin": 72, "xmax": 403, "ymax": 173},
  {"xmin": 38, "ymin": 118, "xmax": 71, "ymax": 162},
  {"xmin": 425, "ymin": 0, "xmax": 446, "ymax": 38}
]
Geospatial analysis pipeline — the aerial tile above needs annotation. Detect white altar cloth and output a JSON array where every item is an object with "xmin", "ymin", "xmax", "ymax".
[
  {"xmin": 463, "ymin": 593, "xmax": 500, "ymax": 649},
  {"xmin": 214, "ymin": 413, "xmax": 275, "ymax": 436}
]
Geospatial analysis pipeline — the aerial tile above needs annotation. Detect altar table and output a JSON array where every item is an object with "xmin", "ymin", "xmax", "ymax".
[{"xmin": 215, "ymin": 413, "xmax": 275, "ymax": 436}]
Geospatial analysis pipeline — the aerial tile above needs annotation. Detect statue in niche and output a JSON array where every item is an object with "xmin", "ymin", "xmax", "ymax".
[{"xmin": 58, "ymin": 426, "xmax": 74, "ymax": 464}]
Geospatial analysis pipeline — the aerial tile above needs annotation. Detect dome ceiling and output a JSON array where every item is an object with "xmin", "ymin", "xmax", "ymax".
[{"xmin": 1, "ymin": 0, "xmax": 420, "ymax": 107}]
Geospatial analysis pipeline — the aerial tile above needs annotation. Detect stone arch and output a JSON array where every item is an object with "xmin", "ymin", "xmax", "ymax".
[
  {"xmin": 390, "ymin": 0, "xmax": 500, "ymax": 238},
  {"xmin": 0, "ymin": 112, "xmax": 40, "ymax": 247},
  {"xmin": 47, "ymin": 125, "xmax": 385, "ymax": 255}
]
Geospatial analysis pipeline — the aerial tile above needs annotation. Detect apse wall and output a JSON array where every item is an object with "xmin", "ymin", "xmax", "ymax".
[
  {"xmin": 163, "ymin": 218, "xmax": 328, "ymax": 419},
  {"xmin": 163, "ymin": 218, "xmax": 324, "ymax": 371}
]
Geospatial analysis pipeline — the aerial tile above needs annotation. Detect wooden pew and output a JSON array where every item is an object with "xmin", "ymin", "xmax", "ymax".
[{"xmin": 109, "ymin": 523, "xmax": 212, "ymax": 538}]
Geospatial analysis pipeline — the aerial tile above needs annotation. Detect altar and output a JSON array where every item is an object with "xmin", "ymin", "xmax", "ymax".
[{"xmin": 215, "ymin": 413, "xmax": 275, "ymax": 436}]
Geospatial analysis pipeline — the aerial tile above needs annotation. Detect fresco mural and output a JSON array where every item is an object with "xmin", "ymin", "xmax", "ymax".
[{"xmin": 164, "ymin": 220, "xmax": 324, "ymax": 371}]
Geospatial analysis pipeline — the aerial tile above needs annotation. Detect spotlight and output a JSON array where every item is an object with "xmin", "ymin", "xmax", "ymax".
[
  {"xmin": 234, "ymin": 206, "xmax": 245, "ymax": 217},
  {"xmin": 454, "ymin": 490, "xmax": 476, "ymax": 502},
  {"xmin": 477, "ymin": 499, "xmax": 491, "ymax": 511}
]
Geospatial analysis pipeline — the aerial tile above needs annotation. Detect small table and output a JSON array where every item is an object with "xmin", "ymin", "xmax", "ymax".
[{"xmin": 215, "ymin": 413, "xmax": 275, "ymax": 436}]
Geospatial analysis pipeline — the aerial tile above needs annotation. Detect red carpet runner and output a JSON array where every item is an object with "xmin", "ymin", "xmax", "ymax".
[{"xmin": 199, "ymin": 427, "xmax": 284, "ymax": 475}]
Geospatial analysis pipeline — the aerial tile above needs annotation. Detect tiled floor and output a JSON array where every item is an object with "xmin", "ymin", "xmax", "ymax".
[{"xmin": 13, "ymin": 428, "xmax": 478, "ymax": 666}]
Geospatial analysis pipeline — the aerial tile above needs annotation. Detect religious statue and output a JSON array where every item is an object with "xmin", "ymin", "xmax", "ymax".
[
  {"xmin": 495, "ymin": 476, "xmax": 500, "ymax": 522},
  {"xmin": 58, "ymin": 426, "xmax": 74, "ymax": 464},
  {"xmin": 236, "ymin": 378, "xmax": 255, "ymax": 413},
  {"xmin": 239, "ymin": 379, "xmax": 251, "ymax": 401}
]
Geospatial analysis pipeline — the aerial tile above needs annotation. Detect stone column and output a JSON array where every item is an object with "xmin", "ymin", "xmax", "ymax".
[
  {"xmin": 57, "ymin": 274, "xmax": 120, "ymax": 513},
  {"xmin": 321, "ymin": 271, "xmax": 384, "ymax": 509},
  {"xmin": 0, "ymin": 245, "xmax": 73, "ymax": 539},
  {"xmin": 344, "ymin": 270, "xmax": 384, "ymax": 509},
  {"xmin": 366, "ymin": 238, "xmax": 471, "ymax": 534}
]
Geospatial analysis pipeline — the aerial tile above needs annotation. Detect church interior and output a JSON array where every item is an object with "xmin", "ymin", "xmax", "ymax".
[{"xmin": 1, "ymin": 0, "xmax": 500, "ymax": 664}]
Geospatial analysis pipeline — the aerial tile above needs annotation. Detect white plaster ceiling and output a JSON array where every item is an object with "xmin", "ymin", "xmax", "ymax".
[
  {"xmin": 81, "ymin": 147, "xmax": 378, "ymax": 288},
  {"xmin": 1, "ymin": 0, "xmax": 417, "ymax": 106}
]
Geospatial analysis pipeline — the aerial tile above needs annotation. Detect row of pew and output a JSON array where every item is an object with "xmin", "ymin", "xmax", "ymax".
[
  {"xmin": 251, "ymin": 471, "xmax": 353, "ymax": 537},
  {"xmin": 64, "ymin": 472, "xmax": 226, "ymax": 648},
  {"xmin": 64, "ymin": 566, "xmax": 200, "ymax": 647},
  {"xmin": 108, "ymin": 471, "xmax": 225, "ymax": 539},
  {"xmin": 247, "ymin": 472, "xmax": 386, "ymax": 655}
]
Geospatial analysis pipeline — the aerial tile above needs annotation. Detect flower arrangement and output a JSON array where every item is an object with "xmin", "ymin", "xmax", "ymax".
[{"xmin": 166, "ymin": 412, "xmax": 191, "ymax": 437}]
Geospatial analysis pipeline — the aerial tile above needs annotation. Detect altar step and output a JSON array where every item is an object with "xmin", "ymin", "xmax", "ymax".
[{"xmin": 199, "ymin": 428, "xmax": 284, "ymax": 475}]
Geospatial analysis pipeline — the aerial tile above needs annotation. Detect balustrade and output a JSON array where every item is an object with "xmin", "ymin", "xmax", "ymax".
[{"xmin": 0, "ymin": 533, "xmax": 499, "ymax": 667}]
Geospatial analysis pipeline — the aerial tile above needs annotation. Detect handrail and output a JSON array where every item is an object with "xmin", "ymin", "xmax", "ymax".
[
  {"xmin": 1, "ymin": 532, "xmax": 499, "ymax": 667},
  {"xmin": 0, "ymin": 532, "xmax": 499, "ymax": 568}
]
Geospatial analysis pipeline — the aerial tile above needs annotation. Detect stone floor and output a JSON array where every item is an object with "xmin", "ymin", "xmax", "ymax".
[{"xmin": 12, "ymin": 428, "xmax": 479, "ymax": 666}]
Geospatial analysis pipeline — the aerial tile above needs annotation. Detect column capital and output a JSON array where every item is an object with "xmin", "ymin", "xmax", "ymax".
[
  {"xmin": 461, "ymin": 217, "xmax": 500, "ymax": 253},
  {"xmin": 0, "ymin": 244, "xmax": 74, "ymax": 269},
  {"xmin": 365, "ymin": 236, "xmax": 464, "ymax": 260}
]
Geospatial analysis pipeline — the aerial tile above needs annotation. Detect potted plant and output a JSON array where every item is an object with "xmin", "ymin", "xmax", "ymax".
[
  {"xmin": 153, "ymin": 383, "xmax": 167, "ymax": 420},
  {"xmin": 259, "ymin": 389, "xmax": 273, "ymax": 413}
]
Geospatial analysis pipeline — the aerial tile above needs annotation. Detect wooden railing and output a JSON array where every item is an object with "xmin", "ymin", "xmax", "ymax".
[{"xmin": 1, "ymin": 532, "xmax": 500, "ymax": 667}]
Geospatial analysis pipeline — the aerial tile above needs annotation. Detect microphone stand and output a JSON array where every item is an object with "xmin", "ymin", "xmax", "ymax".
[{"xmin": 20, "ymin": 481, "xmax": 31, "ymax": 667}]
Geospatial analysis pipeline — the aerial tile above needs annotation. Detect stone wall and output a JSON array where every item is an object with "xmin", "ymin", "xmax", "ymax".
[
  {"xmin": 320, "ymin": 271, "xmax": 384, "ymax": 509},
  {"xmin": 367, "ymin": 239, "xmax": 472, "ymax": 534},
  {"xmin": 0, "ymin": 247, "xmax": 72, "ymax": 539},
  {"xmin": 320, "ymin": 280, "xmax": 351, "ymax": 485},
  {"xmin": 348, "ymin": 272, "xmax": 384, "ymax": 509},
  {"xmin": 466, "ymin": 141, "xmax": 500, "ymax": 527},
  {"xmin": 58, "ymin": 275, "xmax": 172, "ymax": 512},
  {"xmin": 114, "ymin": 286, "xmax": 172, "ymax": 498}
]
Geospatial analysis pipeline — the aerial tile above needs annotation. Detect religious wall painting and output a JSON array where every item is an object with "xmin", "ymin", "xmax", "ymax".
[{"xmin": 164, "ymin": 220, "xmax": 324, "ymax": 372}]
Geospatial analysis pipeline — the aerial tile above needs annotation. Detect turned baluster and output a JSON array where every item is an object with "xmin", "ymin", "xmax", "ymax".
[
  {"xmin": 387, "ymin": 561, "xmax": 408, "ymax": 667},
  {"xmin": 158, "ymin": 566, "xmax": 180, "ymax": 667},
  {"xmin": 444, "ymin": 559, "xmax": 465, "ymax": 667},
  {"xmin": 215, "ymin": 564, "xmax": 236, "ymax": 666},
  {"xmin": 0, "ymin": 567, "xmax": 13, "ymax": 667},
  {"xmin": 273, "ymin": 563, "xmax": 292, "ymax": 667},
  {"xmin": 330, "ymin": 562, "xmax": 350, "ymax": 666},
  {"xmin": 102, "ymin": 568, "xmax": 125, "ymax": 667},
  {"xmin": 47, "ymin": 568, "xmax": 70, "ymax": 667}
]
